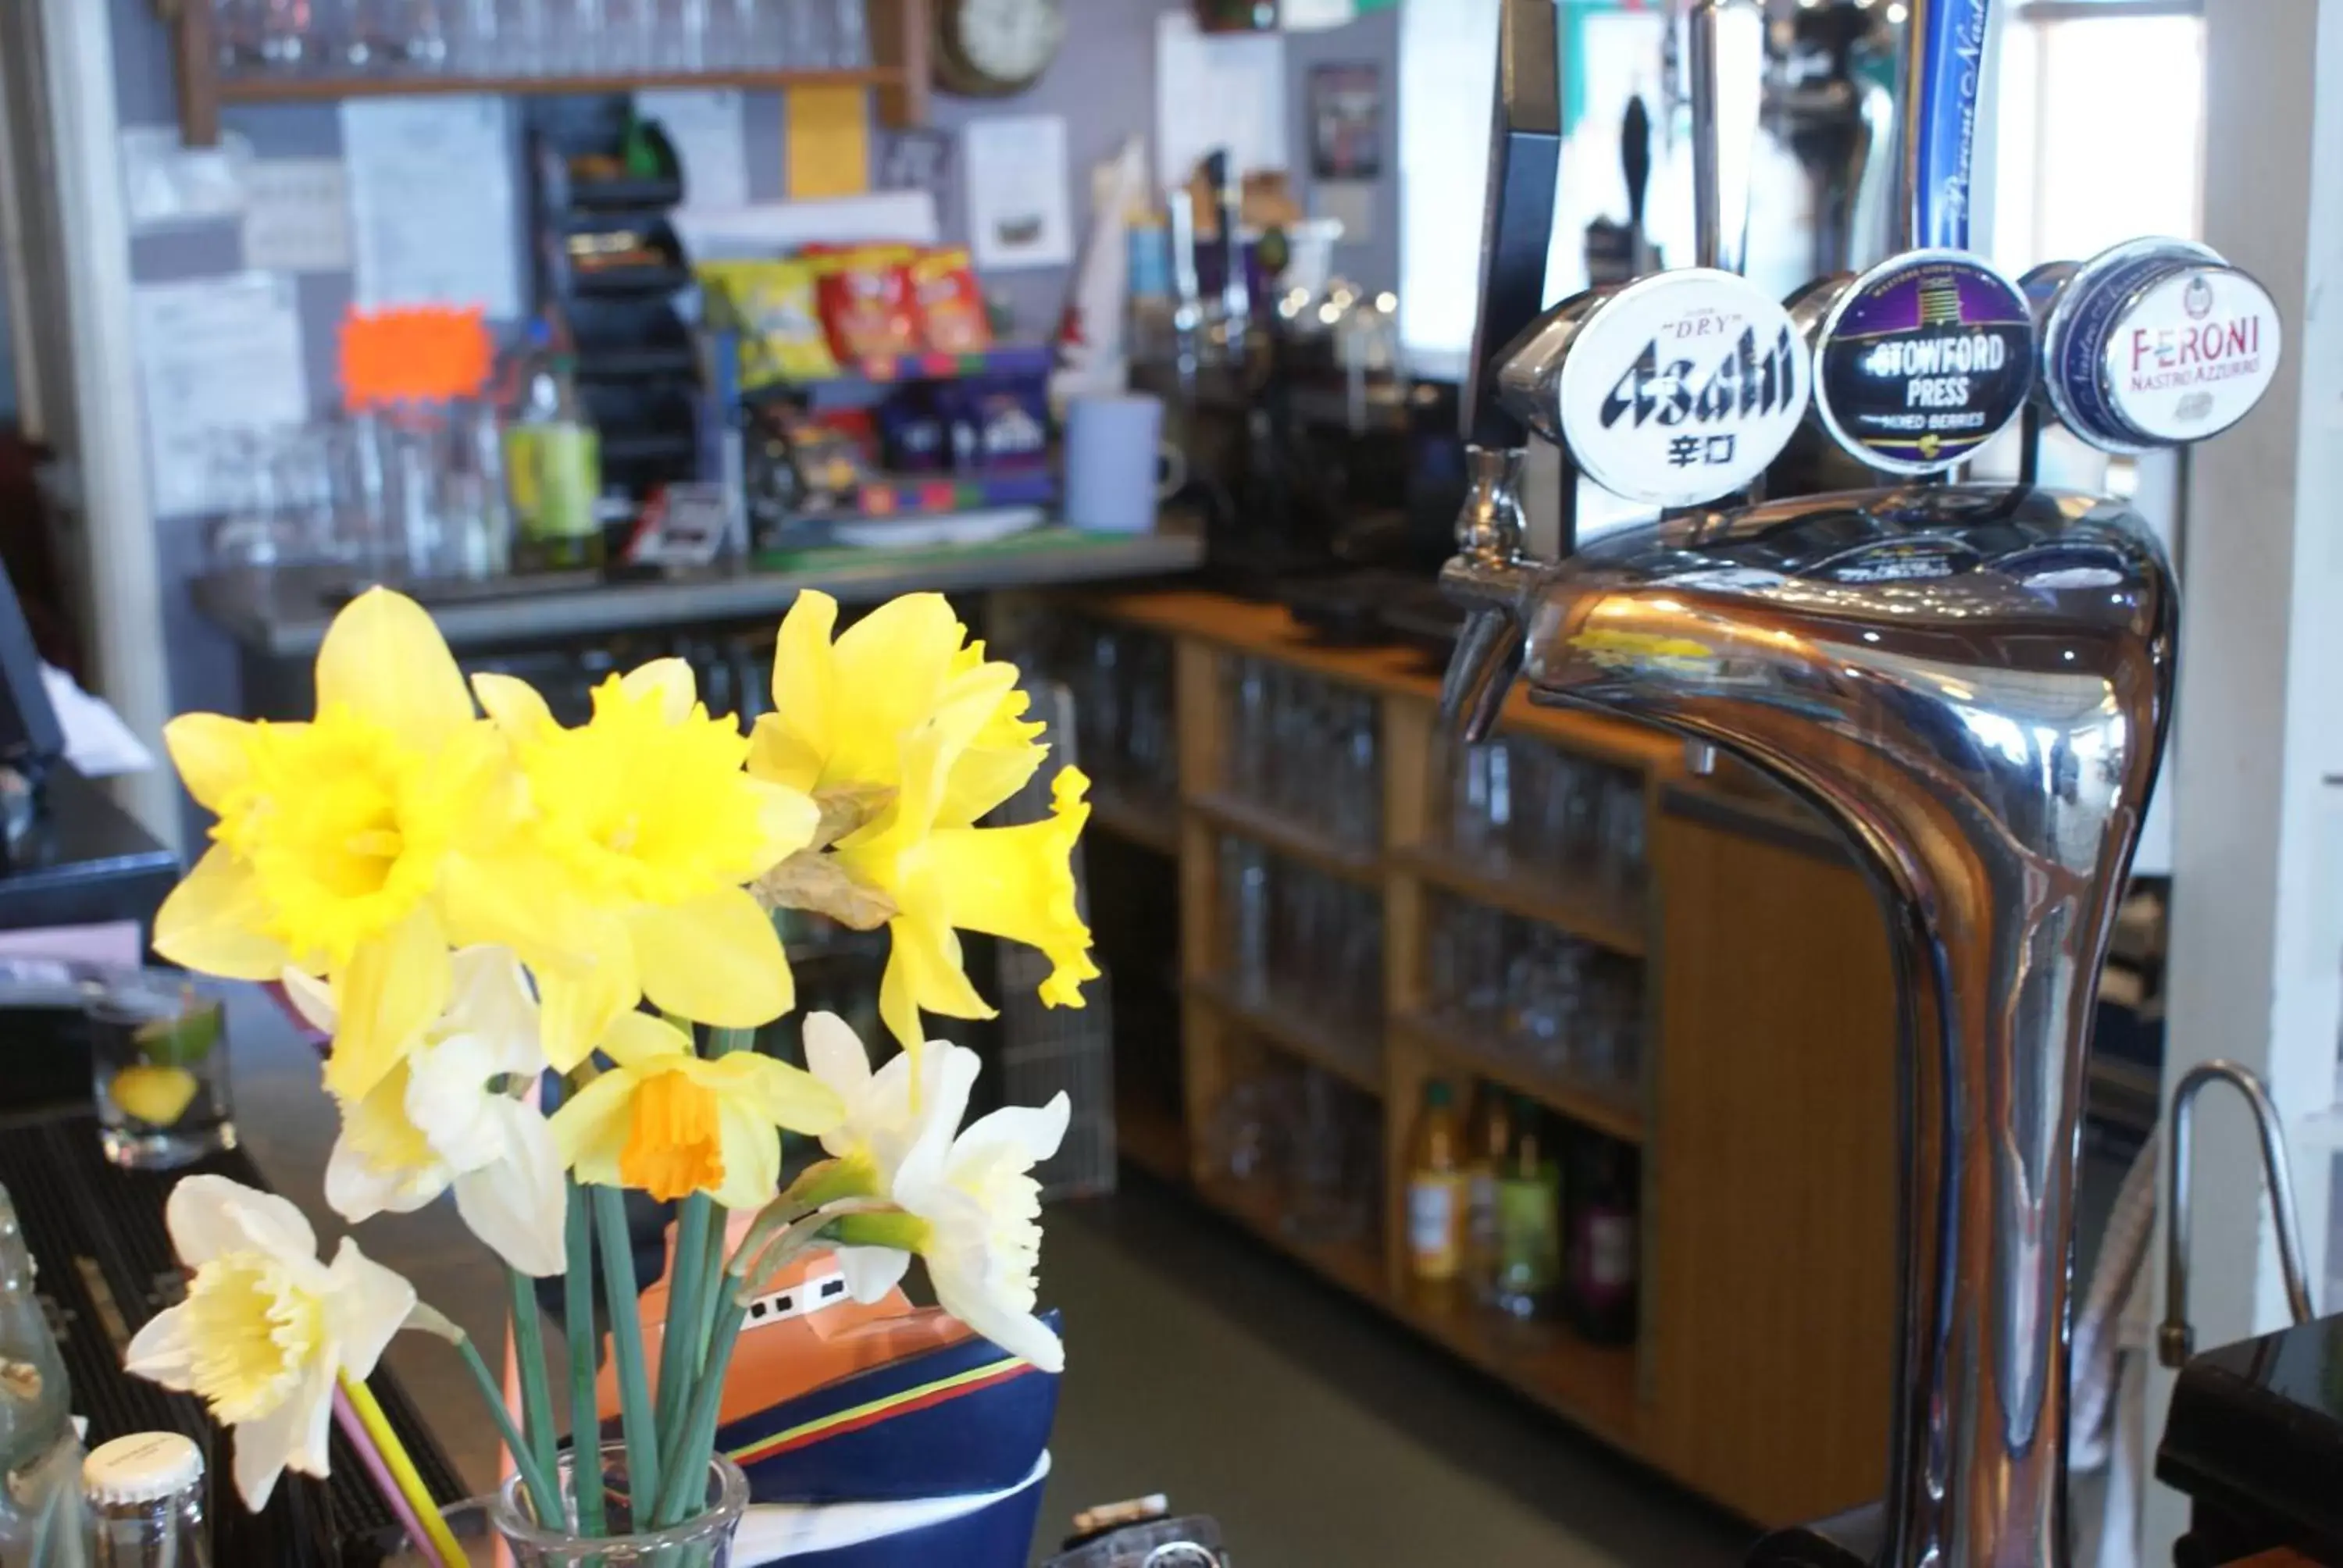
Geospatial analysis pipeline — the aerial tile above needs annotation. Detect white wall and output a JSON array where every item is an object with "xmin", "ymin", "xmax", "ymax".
[{"xmin": 2148, "ymin": 0, "xmax": 2343, "ymax": 1557}]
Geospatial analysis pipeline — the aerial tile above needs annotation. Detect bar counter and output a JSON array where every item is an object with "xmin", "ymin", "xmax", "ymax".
[{"xmin": 195, "ymin": 526, "xmax": 1207, "ymax": 660}]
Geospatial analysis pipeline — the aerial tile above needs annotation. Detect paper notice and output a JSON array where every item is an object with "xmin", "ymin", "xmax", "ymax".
[
  {"xmin": 343, "ymin": 96, "xmax": 520, "ymax": 318},
  {"xmin": 1154, "ymin": 13, "xmax": 1289, "ymax": 190},
  {"xmin": 132, "ymin": 273, "xmax": 309, "ymax": 519},
  {"xmin": 636, "ymin": 88, "xmax": 751, "ymax": 209},
  {"xmin": 963, "ymin": 115, "xmax": 1075, "ymax": 272},
  {"xmin": 119, "ymin": 126, "xmax": 250, "ymax": 231},
  {"xmin": 241, "ymin": 158, "xmax": 353, "ymax": 273}
]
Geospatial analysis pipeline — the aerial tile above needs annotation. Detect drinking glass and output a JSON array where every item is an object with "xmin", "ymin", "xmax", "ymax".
[
  {"xmin": 212, "ymin": 0, "xmax": 259, "ymax": 68},
  {"xmin": 1221, "ymin": 839, "xmax": 1270, "ymax": 1004},
  {"xmin": 672, "ymin": 0, "xmax": 713, "ymax": 69},
  {"xmin": 207, "ymin": 429, "xmax": 295, "ymax": 571},
  {"xmin": 255, "ymin": 0, "xmax": 316, "ymax": 69},
  {"xmin": 783, "ymin": 0, "xmax": 834, "ymax": 66},
  {"xmin": 829, "ymin": 0, "xmax": 868, "ymax": 66},
  {"xmin": 91, "ymin": 975, "xmax": 236, "ymax": 1171},
  {"xmin": 394, "ymin": 0, "xmax": 451, "ymax": 66},
  {"xmin": 1287, "ymin": 1071, "xmax": 1366, "ymax": 1245}
]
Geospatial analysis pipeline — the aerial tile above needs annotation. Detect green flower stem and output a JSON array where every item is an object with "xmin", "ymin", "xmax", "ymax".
[
  {"xmin": 592, "ymin": 1185, "xmax": 663, "ymax": 1518},
  {"xmin": 562, "ymin": 1181, "xmax": 605, "ymax": 1537},
  {"xmin": 707, "ymin": 1025, "xmax": 752, "ymax": 1059},
  {"xmin": 505, "ymin": 1267, "xmax": 560, "ymax": 1497},
  {"xmin": 652, "ymin": 1191, "xmax": 713, "ymax": 1466},
  {"xmin": 825, "ymin": 1210, "xmax": 931, "ymax": 1253},
  {"xmin": 454, "ymin": 1332, "xmax": 565, "ymax": 1527},
  {"xmin": 726, "ymin": 1160, "xmax": 879, "ymax": 1286},
  {"xmin": 729, "ymin": 1198, "xmax": 894, "ymax": 1298},
  {"xmin": 652, "ymin": 1300, "xmax": 746, "ymax": 1530}
]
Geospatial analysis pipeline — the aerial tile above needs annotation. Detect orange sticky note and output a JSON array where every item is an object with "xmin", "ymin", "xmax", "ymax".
[
  {"xmin": 786, "ymin": 84, "xmax": 872, "ymax": 200},
  {"xmin": 338, "ymin": 305, "xmax": 493, "ymax": 409}
]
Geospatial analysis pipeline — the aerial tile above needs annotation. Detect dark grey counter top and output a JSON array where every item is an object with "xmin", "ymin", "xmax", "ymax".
[{"xmin": 194, "ymin": 526, "xmax": 1207, "ymax": 659}]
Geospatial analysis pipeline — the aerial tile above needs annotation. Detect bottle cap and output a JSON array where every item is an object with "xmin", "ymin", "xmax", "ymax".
[{"xmin": 84, "ymin": 1431, "xmax": 203, "ymax": 1506}]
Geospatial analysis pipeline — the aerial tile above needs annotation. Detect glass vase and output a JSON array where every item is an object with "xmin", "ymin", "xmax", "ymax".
[{"xmin": 489, "ymin": 1443, "xmax": 749, "ymax": 1566}]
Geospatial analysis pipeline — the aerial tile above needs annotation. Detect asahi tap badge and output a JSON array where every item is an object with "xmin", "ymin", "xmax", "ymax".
[
  {"xmin": 1806, "ymin": 250, "xmax": 2035, "ymax": 475},
  {"xmin": 2027, "ymin": 238, "xmax": 2283, "ymax": 454},
  {"xmin": 1553, "ymin": 269, "xmax": 1810, "ymax": 509}
]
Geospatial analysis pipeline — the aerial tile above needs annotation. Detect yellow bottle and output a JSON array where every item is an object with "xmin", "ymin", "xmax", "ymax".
[{"xmin": 1407, "ymin": 1081, "xmax": 1467, "ymax": 1286}]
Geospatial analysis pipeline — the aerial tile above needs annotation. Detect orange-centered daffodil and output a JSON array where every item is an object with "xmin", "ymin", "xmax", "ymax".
[
  {"xmin": 154, "ymin": 588, "xmax": 503, "ymax": 1103},
  {"xmin": 551, "ymin": 1013, "xmax": 843, "ymax": 1210},
  {"xmin": 748, "ymin": 592, "xmax": 1097, "ymax": 1053},
  {"xmin": 461, "ymin": 660, "xmax": 820, "ymax": 1070}
]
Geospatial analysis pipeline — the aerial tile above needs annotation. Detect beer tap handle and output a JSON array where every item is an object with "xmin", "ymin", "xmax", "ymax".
[
  {"xmin": 1622, "ymin": 93, "xmax": 1653, "ymax": 276},
  {"xmin": 1689, "ymin": 0, "xmax": 1765, "ymax": 275},
  {"xmin": 1463, "ymin": 0, "xmax": 1563, "ymax": 454},
  {"xmin": 1901, "ymin": 0, "xmax": 1995, "ymax": 252}
]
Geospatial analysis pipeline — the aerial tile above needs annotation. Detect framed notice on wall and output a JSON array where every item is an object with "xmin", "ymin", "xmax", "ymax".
[{"xmin": 1308, "ymin": 62, "xmax": 1384, "ymax": 180}]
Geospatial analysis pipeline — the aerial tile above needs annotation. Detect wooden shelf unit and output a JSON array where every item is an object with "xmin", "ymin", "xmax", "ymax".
[
  {"xmin": 166, "ymin": 0, "xmax": 933, "ymax": 144},
  {"xmin": 1088, "ymin": 785, "xmax": 1182, "ymax": 858},
  {"xmin": 1391, "ymin": 1010, "xmax": 1642, "ymax": 1146},
  {"xmin": 1047, "ymin": 586, "xmax": 1903, "ymax": 1530},
  {"xmin": 1183, "ymin": 976, "xmax": 1382, "ymax": 1095}
]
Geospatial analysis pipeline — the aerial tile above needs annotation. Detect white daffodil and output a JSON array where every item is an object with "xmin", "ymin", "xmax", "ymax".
[
  {"xmin": 126, "ymin": 1175, "xmax": 419, "ymax": 1509},
  {"xmin": 797, "ymin": 1011, "xmax": 979, "ymax": 1302},
  {"xmin": 886, "ymin": 1092, "xmax": 1071, "ymax": 1374},
  {"xmin": 287, "ymin": 946, "xmax": 566, "ymax": 1276}
]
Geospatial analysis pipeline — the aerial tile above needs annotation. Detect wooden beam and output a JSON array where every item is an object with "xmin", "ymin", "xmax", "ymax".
[
  {"xmin": 170, "ymin": 1, "xmax": 220, "ymax": 146},
  {"xmin": 869, "ymin": 0, "xmax": 932, "ymax": 129}
]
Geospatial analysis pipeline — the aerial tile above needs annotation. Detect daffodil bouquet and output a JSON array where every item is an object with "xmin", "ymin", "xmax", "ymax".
[{"xmin": 124, "ymin": 588, "xmax": 1096, "ymax": 1552}]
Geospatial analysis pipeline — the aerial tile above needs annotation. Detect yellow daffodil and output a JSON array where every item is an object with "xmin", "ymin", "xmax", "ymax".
[
  {"xmin": 551, "ymin": 1013, "xmax": 843, "ymax": 1210},
  {"xmin": 749, "ymin": 592, "xmax": 1097, "ymax": 1050},
  {"xmin": 126, "ymin": 1176, "xmax": 423, "ymax": 1509},
  {"xmin": 154, "ymin": 589, "xmax": 506, "ymax": 1103},
  {"xmin": 751, "ymin": 591, "xmax": 1047, "ymax": 827},
  {"xmin": 461, "ymin": 661, "xmax": 820, "ymax": 1069}
]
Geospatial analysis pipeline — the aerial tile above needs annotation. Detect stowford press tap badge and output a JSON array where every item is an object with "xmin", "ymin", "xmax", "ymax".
[
  {"xmin": 1810, "ymin": 251, "xmax": 2036, "ymax": 474},
  {"xmin": 1556, "ymin": 269, "xmax": 1813, "ymax": 511}
]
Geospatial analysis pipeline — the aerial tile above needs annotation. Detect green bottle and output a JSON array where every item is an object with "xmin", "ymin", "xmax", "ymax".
[
  {"xmin": 505, "ymin": 322, "xmax": 604, "ymax": 572},
  {"xmin": 1492, "ymin": 1100, "xmax": 1560, "ymax": 1321}
]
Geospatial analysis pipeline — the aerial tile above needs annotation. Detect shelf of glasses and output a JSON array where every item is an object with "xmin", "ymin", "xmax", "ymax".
[
  {"xmin": 1392, "ymin": 1011, "xmax": 1643, "ymax": 1146},
  {"xmin": 1189, "ymin": 793, "xmax": 1382, "ymax": 888},
  {"xmin": 1193, "ymin": 1172, "xmax": 1638, "ymax": 1446},
  {"xmin": 1193, "ymin": 1173, "xmax": 1387, "ymax": 1304},
  {"xmin": 1089, "ymin": 589, "xmax": 1690, "ymax": 775},
  {"xmin": 1393, "ymin": 846, "xmax": 1647, "ymax": 958},
  {"xmin": 216, "ymin": 64, "xmax": 905, "ymax": 104},
  {"xmin": 1186, "ymin": 976, "xmax": 1382, "ymax": 1095},
  {"xmin": 1086, "ymin": 784, "xmax": 1182, "ymax": 857},
  {"xmin": 1398, "ymin": 1285, "xmax": 1640, "ymax": 1445}
]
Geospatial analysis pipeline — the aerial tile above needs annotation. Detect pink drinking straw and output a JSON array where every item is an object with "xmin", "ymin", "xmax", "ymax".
[{"xmin": 331, "ymin": 1383, "xmax": 446, "ymax": 1568}]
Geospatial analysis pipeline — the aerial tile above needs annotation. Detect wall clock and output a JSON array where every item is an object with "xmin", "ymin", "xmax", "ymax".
[{"xmin": 935, "ymin": 0, "xmax": 1068, "ymax": 98}]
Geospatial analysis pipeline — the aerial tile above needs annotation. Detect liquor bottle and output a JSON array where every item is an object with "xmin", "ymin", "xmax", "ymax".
[
  {"xmin": 1403, "ymin": 1082, "xmax": 1467, "ymax": 1292},
  {"xmin": 1565, "ymin": 1131, "xmax": 1639, "ymax": 1345},
  {"xmin": 1463, "ymin": 1087, "xmax": 1511, "ymax": 1302},
  {"xmin": 505, "ymin": 319, "xmax": 605, "ymax": 573},
  {"xmin": 1493, "ymin": 1101, "xmax": 1561, "ymax": 1321},
  {"xmin": 0, "ymin": 1183, "xmax": 91, "ymax": 1566}
]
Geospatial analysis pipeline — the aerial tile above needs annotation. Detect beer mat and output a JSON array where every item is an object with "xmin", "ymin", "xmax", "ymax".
[{"xmin": 0, "ymin": 1108, "xmax": 467, "ymax": 1567}]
